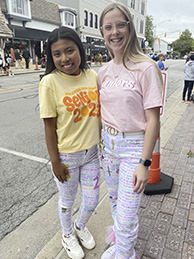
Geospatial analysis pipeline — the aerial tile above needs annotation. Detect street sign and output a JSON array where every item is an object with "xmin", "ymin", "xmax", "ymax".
[{"xmin": 160, "ymin": 71, "xmax": 168, "ymax": 117}]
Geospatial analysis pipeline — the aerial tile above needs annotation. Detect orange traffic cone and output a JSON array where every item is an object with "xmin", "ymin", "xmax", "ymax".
[
  {"xmin": 34, "ymin": 55, "xmax": 39, "ymax": 70},
  {"xmin": 144, "ymin": 132, "xmax": 174, "ymax": 195},
  {"xmin": 148, "ymin": 136, "xmax": 161, "ymax": 184}
]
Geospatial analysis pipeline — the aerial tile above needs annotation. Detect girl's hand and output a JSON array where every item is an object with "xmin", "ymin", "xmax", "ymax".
[
  {"xmin": 52, "ymin": 161, "xmax": 70, "ymax": 183},
  {"xmin": 133, "ymin": 164, "xmax": 149, "ymax": 194}
]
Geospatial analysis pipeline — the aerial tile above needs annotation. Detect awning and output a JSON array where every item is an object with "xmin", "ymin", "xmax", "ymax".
[{"xmin": 8, "ymin": 25, "xmax": 50, "ymax": 41}]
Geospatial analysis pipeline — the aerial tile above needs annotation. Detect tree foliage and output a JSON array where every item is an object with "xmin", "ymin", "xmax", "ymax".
[
  {"xmin": 145, "ymin": 15, "xmax": 154, "ymax": 48},
  {"xmin": 171, "ymin": 29, "xmax": 194, "ymax": 57}
]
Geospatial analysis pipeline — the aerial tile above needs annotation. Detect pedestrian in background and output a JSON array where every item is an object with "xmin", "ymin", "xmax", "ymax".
[
  {"xmin": 22, "ymin": 48, "xmax": 31, "ymax": 69},
  {"xmin": 182, "ymin": 54, "xmax": 194, "ymax": 103},
  {"xmin": 98, "ymin": 2, "xmax": 162, "ymax": 259},
  {"xmin": 0, "ymin": 54, "xmax": 3, "ymax": 73},
  {"xmin": 41, "ymin": 50, "xmax": 46, "ymax": 68},
  {"xmin": 157, "ymin": 53, "xmax": 168, "ymax": 71},
  {"xmin": 14, "ymin": 49, "xmax": 23, "ymax": 69},
  {"xmin": 39, "ymin": 26, "xmax": 101, "ymax": 259},
  {"xmin": 4, "ymin": 53, "xmax": 14, "ymax": 76}
]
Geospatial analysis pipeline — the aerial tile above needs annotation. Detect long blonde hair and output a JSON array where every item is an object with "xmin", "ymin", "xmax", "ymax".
[{"xmin": 100, "ymin": 2, "xmax": 162, "ymax": 81}]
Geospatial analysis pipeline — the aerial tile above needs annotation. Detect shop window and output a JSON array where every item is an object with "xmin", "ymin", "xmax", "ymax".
[
  {"xmin": 94, "ymin": 14, "xmax": 98, "ymax": 29},
  {"xmin": 9, "ymin": 0, "xmax": 30, "ymax": 17},
  {"xmin": 64, "ymin": 12, "xmax": 74, "ymax": 27},
  {"xmin": 140, "ymin": 20, "xmax": 144, "ymax": 34},
  {"xmin": 141, "ymin": 1, "xmax": 145, "ymax": 15},
  {"xmin": 84, "ymin": 10, "xmax": 88, "ymax": 26},
  {"xmin": 90, "ymin": 12, "xmax": 93, "ymax": 27}
]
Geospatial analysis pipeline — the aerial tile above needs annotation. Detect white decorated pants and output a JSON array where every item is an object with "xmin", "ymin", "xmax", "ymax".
[{"xmin": 101, "ymin": 129, "xmax": 144, "ymax": 259}]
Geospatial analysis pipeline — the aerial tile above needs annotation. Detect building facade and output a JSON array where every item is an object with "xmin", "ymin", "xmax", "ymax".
[
  {"xmin": 49, "ymin": 0, "xmax": 147, "ymax": 56},
  {"xmin": 0, "ymin": 0, "xmax": 77, "ymax": 60},
  {"xmin": 153, "ymin": 38, "xmax": 171, "ymax": 55},
  {"xmin": 0, "ymin": 0, "xmax": 147, "ymax": 60},
  {"xmin": 0, "ymin": 5, "xmax": 13, "ymax": 57}
]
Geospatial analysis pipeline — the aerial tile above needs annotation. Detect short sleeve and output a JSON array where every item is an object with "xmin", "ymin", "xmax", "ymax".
[
  {"xmin": 158, "ymin": 61, "xmax": 164, "ymax": 70},
  {"xmin": 39, "ymin": 76, "xmax": 57, "ymax": 119},
  {"xmin": 140, "ymin": 64, "xmax": 163, "ymax": 110}
]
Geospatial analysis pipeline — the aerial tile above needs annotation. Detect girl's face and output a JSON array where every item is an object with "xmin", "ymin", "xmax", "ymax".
[
  {"xmin": 51, "ymin": 38, "xmax": 81, "ymax": 75},
  {"xmin": 101, "ymin": 8, "xmax": 130, "ymax": 58}
]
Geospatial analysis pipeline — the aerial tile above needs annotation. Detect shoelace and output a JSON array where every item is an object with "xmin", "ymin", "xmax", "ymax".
[
  {"xmin": 78, "ymin": 228, "xmax": 91, "ymax": 241},
  {"xmin": 65, "ymin": 235, "xmax": 79, "ymax": 248},
  {"xmin": 107, "ymin": 245, "xmax": 116, "ymax": 255}
]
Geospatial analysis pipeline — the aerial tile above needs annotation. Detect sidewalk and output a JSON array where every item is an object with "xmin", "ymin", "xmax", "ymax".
[
  {"xmin": 0, "ymin": 63, "xmax": 46, "ymax": 77},
  {"xmin": 0, "ymin": 62, "xmax": 103, "ymax": 77},
  {"xmin": 0, "ymin": 68, "xmax": 194, "ymax": 259}
]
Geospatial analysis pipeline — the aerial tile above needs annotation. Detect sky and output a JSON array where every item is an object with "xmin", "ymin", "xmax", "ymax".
[{"xmin": 147, "ymin": 0, "xmax": 194, "ymax": 43}]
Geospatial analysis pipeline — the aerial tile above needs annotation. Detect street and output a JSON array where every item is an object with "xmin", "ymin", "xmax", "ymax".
[{"xmin": 0, "ymin": 59, "xmax": 185, "ymax": 241}]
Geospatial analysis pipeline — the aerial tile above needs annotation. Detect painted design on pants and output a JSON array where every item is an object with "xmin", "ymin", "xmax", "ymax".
[
  {"xmin": 101, "ymin": 129, "xmax": 144, "ymax": 259},
  {"xmin": 52, "ymin": 145, "xmax": 100, "ymax": 236}
]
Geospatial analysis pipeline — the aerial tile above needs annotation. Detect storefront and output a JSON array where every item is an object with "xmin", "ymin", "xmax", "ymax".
[
  {"xmin": 5, "ymin": 25, "xmax": 49, "ymax": 62},
  {"xmin": 83, "ymin": 36, "xmax": 108, "ymax": 61}
]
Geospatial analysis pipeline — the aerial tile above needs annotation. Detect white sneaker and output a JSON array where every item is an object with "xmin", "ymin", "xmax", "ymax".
[
  {"xmin": 62, "ymin": 233, "xmax": 84, "ymax": 259},
  {"xmin": 101, "ymin": 245, "xmax": 116, "ymax": 259},
  {"xmin": 74, "ymin": 222, "xmax": 95, "ymax": 249}
]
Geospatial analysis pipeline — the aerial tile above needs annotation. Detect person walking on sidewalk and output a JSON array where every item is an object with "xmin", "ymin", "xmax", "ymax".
[
  {"xmin": 14, "ymin": 49, "xmax": 23, "ymax": 69},
  {"xmin": 39, "ymin": 26, "xmax": 101, "ymax": 259},
  {"xmin": 22, "ymin": 48, "xmax": 31, "ymax": 69},
  {"xmin": 98, "ymin": 3, "xmax": 163, "ymax": 259},
  {"xmin": 182, "ymin": 54, "xmax": 194, "ymax": 103}
]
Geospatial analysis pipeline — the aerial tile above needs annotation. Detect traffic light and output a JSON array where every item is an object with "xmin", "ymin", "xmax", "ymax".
[{"xmin": 164, "ymin": 32, "xmax": 167, "ymax": 37}]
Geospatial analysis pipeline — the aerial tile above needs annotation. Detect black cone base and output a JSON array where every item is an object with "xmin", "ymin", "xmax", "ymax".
[{"xmin": 144, "ymin": 172, "xmax": 174, "ymax": 195}]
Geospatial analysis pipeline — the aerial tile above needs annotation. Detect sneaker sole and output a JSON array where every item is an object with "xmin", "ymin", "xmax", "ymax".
[{"xmin": 62, "ymin": 239, "xmax": 84, "ymax": 259}]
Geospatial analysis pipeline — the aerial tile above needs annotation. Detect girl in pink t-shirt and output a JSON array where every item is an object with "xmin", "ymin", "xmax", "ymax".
[{"xmin": 98, "ymin": 2, "xmax": 163, "ymax": 259}]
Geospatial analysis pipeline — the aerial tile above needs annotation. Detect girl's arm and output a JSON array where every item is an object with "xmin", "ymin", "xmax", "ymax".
[
  {"xmin": 133, "ymin": 107, "xmax": 160, "ymax": 194},
  {"xmin": 43, "ymin": 118, "xmax": 69, "ymax": 183}
]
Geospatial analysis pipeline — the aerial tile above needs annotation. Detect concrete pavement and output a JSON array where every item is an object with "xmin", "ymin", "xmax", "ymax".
[
  {"xmin": 1, "ymin": 63, "xmax": 194, "ymax": 259},
  {"xmin": 0, "ymin": 63, "xmax": 45, "ymax": 77}
]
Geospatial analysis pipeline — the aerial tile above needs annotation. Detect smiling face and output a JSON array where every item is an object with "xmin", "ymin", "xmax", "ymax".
[
  {"xmin": 51, "ymin": 38, "xmax": 81, "ymax": 75},
  {"xmin": 102, "ymin": 8, "xmax": 130, "ymax": 61}
]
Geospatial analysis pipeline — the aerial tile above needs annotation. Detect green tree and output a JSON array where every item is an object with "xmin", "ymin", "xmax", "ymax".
[
  {"xmin": 145, "ymin": 15, "xmax": 154, "ymax": 48},
  {"xmin": 171, "ymin": 29, "xmax": 194, "ymax": 57}
]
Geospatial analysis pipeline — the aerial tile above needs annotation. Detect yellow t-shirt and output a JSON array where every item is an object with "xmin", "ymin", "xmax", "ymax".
[{"xmin": 39, "ymin": 69, "xmax": 101, "ymax": 153}]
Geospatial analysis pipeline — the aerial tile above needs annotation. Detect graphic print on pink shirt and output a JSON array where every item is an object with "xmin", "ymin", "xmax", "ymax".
[{"xmin": 102, "ymin": 78, "xmax": 136, "ymax": 89}]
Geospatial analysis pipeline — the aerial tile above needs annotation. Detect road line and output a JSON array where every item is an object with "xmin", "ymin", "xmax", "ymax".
[
  {"xmin": 0, "ymin": 147, "xmax": 50, "ymax": 164},
  {"xmin": 0, "ymin": 84, "xmax": 37, "ymax": 93}
]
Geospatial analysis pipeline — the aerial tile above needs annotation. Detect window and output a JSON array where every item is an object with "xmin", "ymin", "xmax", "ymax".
[
  {"xmin": 10, "ymin": 0, "xmax": 29, "ymax": 16},
  {"xmin": 90, "ymin": 12, "xmax": 93, "ymax": 27},
  {"xmin": 64, "ymin": 12, "xmax": 74, "ymax": 27},
  {"xmin": 141, "ymin": 1, "xmax": 145, "ymax": 15},
  {"xmin": 131, "ymin": 0, "xmax": 135, "ymax": 9},
  {"xmin": 84, "ymin": 10, "xmax": 88, "ymax": 26},
  {"xmin": 94, "ymin": 14, "xmax": 98, "ymax": 29},
  {"xmin": 140, "ymin": 20, "xmax": 144, "ymax": 34}
]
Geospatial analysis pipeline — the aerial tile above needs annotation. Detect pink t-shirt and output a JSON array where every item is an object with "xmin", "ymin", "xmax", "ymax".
[{"xmin": 97, "ymin": 60, "xmax": 163, "ymax": 132}]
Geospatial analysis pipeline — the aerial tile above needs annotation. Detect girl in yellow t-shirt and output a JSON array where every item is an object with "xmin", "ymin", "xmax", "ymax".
[{"xmin": 39, "ymin": 26, "xmax": 101, "ymax": 259}]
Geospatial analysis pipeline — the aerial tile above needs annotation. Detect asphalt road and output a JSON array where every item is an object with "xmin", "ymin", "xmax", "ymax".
[{"xmin": 0, "ymin": 60, "xmax": 185, "ymax": 241}]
